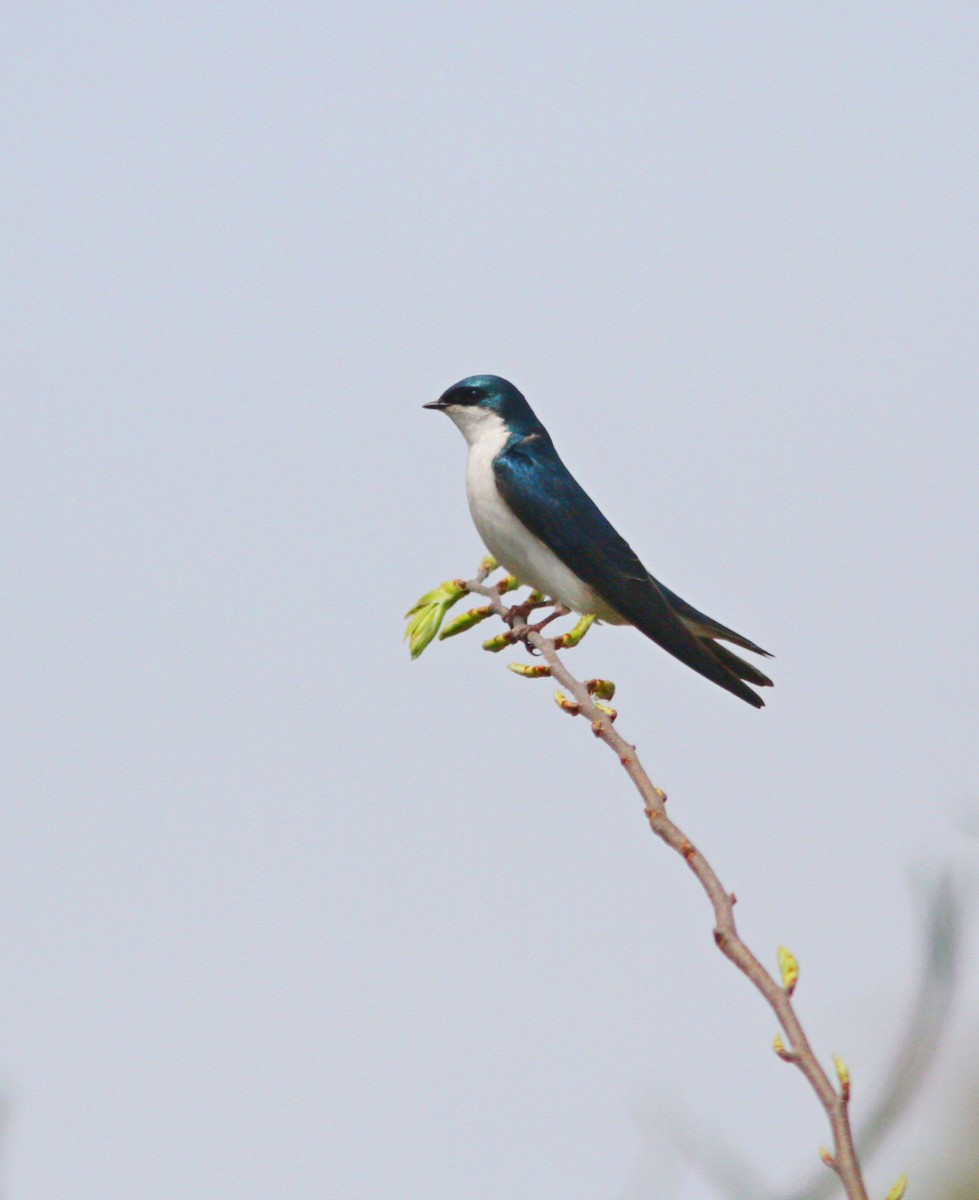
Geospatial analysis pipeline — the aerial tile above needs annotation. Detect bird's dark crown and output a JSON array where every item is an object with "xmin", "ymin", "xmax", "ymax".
[{"xmin": 427, "ymin": 375, "xmax": 544, "ymax": 435}]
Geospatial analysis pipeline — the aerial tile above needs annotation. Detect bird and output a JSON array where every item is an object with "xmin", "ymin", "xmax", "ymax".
[{"xmin": 424, "ymin": 374, "xmax": 773, "ymax": 708}]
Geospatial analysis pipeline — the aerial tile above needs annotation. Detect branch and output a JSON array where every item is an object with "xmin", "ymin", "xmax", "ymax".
[
  {"xmin": 785, "ymin": 873, "xmax": 958, "ymax": 1200},
  {"xmin": 458, "ymin": 566, "xmax": 870, "ymax": 1200},
  {"xmin": 656, "ymin": 873, "xmax": 961, "ymax": 1200}
]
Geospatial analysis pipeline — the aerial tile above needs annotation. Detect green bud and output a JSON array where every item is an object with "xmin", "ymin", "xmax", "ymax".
[
  {"xmin": 404, "ymin": 580, "xmax": 467, "ymax": 618},
  {"xmin": 777, "ymin": 946, "xmax": 799, "ymax": 995},
  {"xmin": 438, "ymin": 605, "xmax": 493, "ymax": 640},
  {"xmin": 553, "ymin": 690, "xmax": 580, "ymax": 715},
  {"xmin": 482, "ymin": 632, "xmax": 514, "ymax": 653},
  {"xmin": 479, "ymin": 555, "xmax": 498, "ymax": 574},
  {"xmin": 593, "ymin": 701, "xmax": 617, "ymax": 722},
  {"xmin": 832, "ymin": 1054, "xmax": 851, "ymax": 1099},
  {"xmin": 586, "ymin": 678, "xmax": 616, "ymax": 700},
  {"xmin": 554, "ymin": 613, "xmax": 595, "ymax": 649},
  {"xmin": 404, "ymin": 578, "xmax": 469, "ymax": 658},
  {"xmin": 495, "ymin": 575, "xmax": 521, "ymax": 594},
  {"xmin": 507, "ymin": 663, "xmax": 552, "ymax": 679}
]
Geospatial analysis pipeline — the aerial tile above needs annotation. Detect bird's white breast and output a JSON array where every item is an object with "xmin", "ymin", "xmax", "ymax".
[{"xmin": 452, "ymin": 408, "xmax": 624, "ymax": 621}]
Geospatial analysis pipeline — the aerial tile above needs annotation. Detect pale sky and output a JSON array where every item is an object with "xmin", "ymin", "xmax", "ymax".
[{"xmin": 3, "ymin": 5, "xmax": 978, "ymax": 1199}]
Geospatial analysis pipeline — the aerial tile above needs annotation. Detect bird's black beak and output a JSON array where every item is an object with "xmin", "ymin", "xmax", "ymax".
[{"xmin": 423, "ymin": 398, "xmax": 447, "ymax": 410}]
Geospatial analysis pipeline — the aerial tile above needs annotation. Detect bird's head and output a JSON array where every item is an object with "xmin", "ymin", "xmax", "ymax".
[{"xmin": 424, "ymin": 375, "xmax": 541, "ymax": 445}]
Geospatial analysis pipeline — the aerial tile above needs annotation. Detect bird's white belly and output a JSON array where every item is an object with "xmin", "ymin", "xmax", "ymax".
[{"xmin": 465, "ymin": 440, "xmax": 626, "ymax": 622}]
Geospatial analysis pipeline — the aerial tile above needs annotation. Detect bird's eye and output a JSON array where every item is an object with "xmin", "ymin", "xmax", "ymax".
[{"xmin": 442, "ymin": 384, "xmax": 484, "ymax": 407}]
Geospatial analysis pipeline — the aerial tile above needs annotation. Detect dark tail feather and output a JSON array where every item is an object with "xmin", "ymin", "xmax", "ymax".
[
  {"xmin": 656, "ymin": 583, "xmax": 773, "ymax": 658},
  {"xmin": 706, "ymin": 640, "xmax": 774, "ymax": 688},
  {"xmin": 631, "ymin": 609, "xmax": 767, "ymax": 708},
  {"xmin": 722, "ymin": 674, "xmax": 766, "ymax": 708},
  {"xmin": 731, "ymin": 679, "xmax": 765, "ymax": 708},
  {"xmin": 716, "ymin": 629, "xmax": 773, "ymax": 658},
  {"xmin": 621, "ymin": 576, "xmax": 769, "ymax": 707},
  {"xmin": 720, "ymin": 630, "xmax": 772, "ymax": 658}
]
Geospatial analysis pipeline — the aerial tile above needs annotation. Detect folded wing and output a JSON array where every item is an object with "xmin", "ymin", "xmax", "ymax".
[{"xmin": 493, "ymin": 434, "xmax": 769, "ymax": 708}]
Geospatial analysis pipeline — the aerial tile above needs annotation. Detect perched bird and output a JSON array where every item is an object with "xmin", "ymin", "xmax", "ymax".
[{"xmin": 425, "ymin": 374, "xmax": 773, "ymax": 708}]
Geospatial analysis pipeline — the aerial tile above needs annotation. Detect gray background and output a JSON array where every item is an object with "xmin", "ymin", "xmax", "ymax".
[{"xmin": 3, "ymin": 4, "xmax": 978, "ymax": 1198}]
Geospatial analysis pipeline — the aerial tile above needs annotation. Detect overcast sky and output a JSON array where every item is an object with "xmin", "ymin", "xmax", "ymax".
[{"xmin": 3, "ymin": 5, "xmax": 978, "ymax": 1199}]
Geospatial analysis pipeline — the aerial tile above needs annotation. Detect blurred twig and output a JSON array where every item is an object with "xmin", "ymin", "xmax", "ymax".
[
  {"xmin": 785, "ymin": 873, "xmax": 961, "ymax": 1200},
  {"xmin": 659, "ymin": 874, "xmax": 962, "ymax": 1200}
]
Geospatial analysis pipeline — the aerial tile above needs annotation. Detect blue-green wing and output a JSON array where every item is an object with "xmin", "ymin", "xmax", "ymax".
[{"xmin": 494, "ymin": 436, "xmax": 766, "ymax": 707}]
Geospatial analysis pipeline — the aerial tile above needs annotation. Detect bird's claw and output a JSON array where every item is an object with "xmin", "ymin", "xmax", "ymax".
[{"xmin": 526, "ymin": 604, "xmax": 570, "ymax": 636}]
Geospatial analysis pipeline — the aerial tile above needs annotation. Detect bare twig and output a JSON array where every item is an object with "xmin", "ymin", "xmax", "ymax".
[{"xmin": 463, "ymin": 566, "xmax": 869, "ymax": 1200}]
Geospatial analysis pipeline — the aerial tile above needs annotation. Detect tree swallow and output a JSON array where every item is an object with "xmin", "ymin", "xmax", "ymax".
[{"xmin": 425, "ymin": 375, "xmax": 773, "ymax": 708}]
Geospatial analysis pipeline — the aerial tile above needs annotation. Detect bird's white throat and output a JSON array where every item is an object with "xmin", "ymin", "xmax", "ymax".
[
  {"xmin": 453, "ymin": 406, "xmax": 624, "ymax": 622},
  {"xmin": 445, "ymin": 403, "xmax": 510, "ymax": 448}
]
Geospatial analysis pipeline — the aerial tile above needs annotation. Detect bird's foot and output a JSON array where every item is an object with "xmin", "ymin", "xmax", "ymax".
[
  {"xmin": 504, "ymin": 591, "xmax": 551, "ymax": 629},
  {"xmin": 525, "ymin": 603, "xmax": 570, "ymax": 636}
]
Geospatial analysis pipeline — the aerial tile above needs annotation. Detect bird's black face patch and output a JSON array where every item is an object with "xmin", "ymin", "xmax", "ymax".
[
  {"xmin": 425, "ymin": 383, "xmax": 485, "ymax": 411},
  {"xmin": 442, "ymin": 384, "xmax": 484, "ymax": 407}
]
